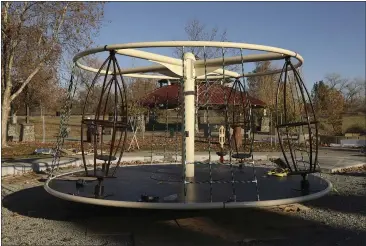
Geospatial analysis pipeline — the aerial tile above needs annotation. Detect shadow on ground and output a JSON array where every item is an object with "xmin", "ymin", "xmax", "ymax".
[{"xmin": 2, "ymin": 185, "xmax": 366, "ymax": 246}]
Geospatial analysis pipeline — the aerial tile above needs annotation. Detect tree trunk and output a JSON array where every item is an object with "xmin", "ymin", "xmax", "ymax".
[
  {"xmin": 1, "ymin": 97, "xmax": 11, "ymax": 147},
  {"xmin": 2, "ymin": 32, "xmax": 14, "ymax": 147},
  {"xmin": 140, "ymin": 114, "xmax": 145, "ymax": 140}
]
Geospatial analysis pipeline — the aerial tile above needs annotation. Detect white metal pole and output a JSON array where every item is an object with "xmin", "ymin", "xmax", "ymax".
[{"xmin": 183, "ymin": 52, "xmax": 196, "ymax": 178}]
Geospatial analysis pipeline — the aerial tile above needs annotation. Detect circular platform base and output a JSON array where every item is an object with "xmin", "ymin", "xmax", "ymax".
[{"xmin": 45, "ymin": 163, "xmax": 332, "ymax": 209}]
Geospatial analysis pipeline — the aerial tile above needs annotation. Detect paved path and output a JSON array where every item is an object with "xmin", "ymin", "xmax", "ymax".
[{"xmin": 1, "ymin": 148, "xmax": 365, "ymax": 176}]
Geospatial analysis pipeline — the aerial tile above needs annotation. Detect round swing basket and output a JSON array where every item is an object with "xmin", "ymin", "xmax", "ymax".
[{"xmin": 46, "ymin": 41, "xmax": 330, "ymax": 209}]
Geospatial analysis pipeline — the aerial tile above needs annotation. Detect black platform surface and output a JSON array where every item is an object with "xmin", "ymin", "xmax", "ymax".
[{"xmin": 48, "ymin": 164, "xmax": 329, "ymax": 204}]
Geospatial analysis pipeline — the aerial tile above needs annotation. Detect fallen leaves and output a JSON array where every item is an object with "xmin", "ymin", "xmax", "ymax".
[{"xmin": 268, "ymin": 203, "xmax": 311, "ymax": 213}]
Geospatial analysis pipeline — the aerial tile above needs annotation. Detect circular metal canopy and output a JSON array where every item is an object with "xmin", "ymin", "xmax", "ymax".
[{"xmin": 73, "ymin": 41, "xmax": 304, "ymax": 79}]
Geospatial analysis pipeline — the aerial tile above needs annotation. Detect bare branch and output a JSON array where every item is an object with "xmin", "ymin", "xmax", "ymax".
[
  {"xmin": 9, "ymin": 63, "xmax": 42, "ymax": 102},
  {"xmin": 174, "ymin": 19, "xmax": 232, "ymax": 60},
  {"xmin": 324, "ymin": 73, "xmax": 349, "ymax": 91}
]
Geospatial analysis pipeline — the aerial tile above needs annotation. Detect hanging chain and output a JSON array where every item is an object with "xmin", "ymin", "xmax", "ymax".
[
  {"xmin": 239, "ymin": 48, "xmax": 260, "ymax": 201},
  {"xmin": 240, "ymin": 48, "xmax": 254, "ymax": 156},
  {"xmin": 150, "ymin": 97, "xmax": 158, "ymax": 164},
  {"xmin": 49, "ymin": 63, "xmax": 78, "ymax": 177},
  {"xmin": 221, "ymin": 47, "xmax": 237, "ymax": 202},
  {"xmin": 164, "ymin": 92, "xmax": 169, "ymax": 159},
  {"xmin": 180, "ymin": 46, "xmax": 188, "ymax": 199},
  {"xmin": 175, "ymin": 84, "xmax": 180, "ymax": 163},
  {"xmin": 203, "ymin": 46, "xmax": 213, "ymax": 202}
]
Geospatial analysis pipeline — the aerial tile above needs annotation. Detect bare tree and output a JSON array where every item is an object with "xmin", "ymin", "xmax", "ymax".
[
  {"xmin": 127, "ymin": 78, "xmax": 157, "ymax": 100},
  {"xmin": 173, "ymin": 19, "xmax": 229, "ymax": 59},
  {"xmin": 324, "ymin": 73, "xmax": 349, "ymax": 91},
  {"xmin": 12, "ymin": 67, "xmax": 66, "ymax": 115},
  {"xmin": 324, "ymin": 73, "xmax": 366, "ymax": 112},
  {"xmin": 315, "ymin": 74, "xmax": 365, "ymax": 115},
  {"xmin": 247, "ymin": 61, "xmax": 278, "ymax": 110},
  {"xmin": 1, "ymin": 2, "xmax": 104, "ymax": 146},
  {"xmin": 126, "ymin": 77, "xmax": 158, "ymax": 116},
  {"xmin": 10, "ymin": 33, "xmax": 64, "ymax": 117}
]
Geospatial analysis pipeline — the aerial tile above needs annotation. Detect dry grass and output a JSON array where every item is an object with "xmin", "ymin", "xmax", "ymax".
[
  {"xmin": 16, "ymin": 113, "xmax": 366, "ymax": 141},
  {"xmin": 342, "ymin": 114, "xmax": 366, "ymax": 133},
  {"xmin": 16, "ymin": 116, "xmax": 82, "ymax": 140},
  {"xmin": 4, "ymin": 115, "xmax": 308, "ymax": 158},
  {"xmin": 2, "ymin": 132, "xmax": 289, "ymax": 159}
]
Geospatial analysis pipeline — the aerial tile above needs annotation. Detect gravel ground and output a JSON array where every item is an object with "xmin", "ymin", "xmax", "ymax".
[{"xmin": 1, "ymin": 163, "xmax": 365, "ymax": 246}]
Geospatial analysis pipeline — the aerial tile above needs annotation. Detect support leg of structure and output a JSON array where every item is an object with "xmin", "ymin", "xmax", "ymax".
[{"xmin": 183, "ymin": 52, "xmax": 196, "ymax": 178}]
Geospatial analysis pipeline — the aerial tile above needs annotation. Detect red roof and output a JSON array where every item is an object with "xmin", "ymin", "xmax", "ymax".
[{"xmin": 139, "ymin": 83, "xmax": 266, "ymax": 108}]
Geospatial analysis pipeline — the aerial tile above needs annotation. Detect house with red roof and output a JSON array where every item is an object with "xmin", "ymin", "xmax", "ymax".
[
  {"xmin": 140, "ymin": 80, "xmax": 266, "ymax": 109},
  {"xmin": 139, "ymin": 80, "xmax": 267, "ymax": 133}
]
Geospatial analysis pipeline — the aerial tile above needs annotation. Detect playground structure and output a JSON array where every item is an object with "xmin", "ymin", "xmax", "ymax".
[{"xmin": 45, "ymin": 41, "xmax": 331, "ymax": 209}]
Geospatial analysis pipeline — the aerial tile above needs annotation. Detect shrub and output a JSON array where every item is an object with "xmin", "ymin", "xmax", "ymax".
[{"xmin": 345, "ymin": 125, "xmax": 366, "ymax": 134}]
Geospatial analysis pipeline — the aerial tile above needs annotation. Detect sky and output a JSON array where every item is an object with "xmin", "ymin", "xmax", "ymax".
[{"xmin": 90, "ymin": 1, "xmax": 365, "ymax": 89}]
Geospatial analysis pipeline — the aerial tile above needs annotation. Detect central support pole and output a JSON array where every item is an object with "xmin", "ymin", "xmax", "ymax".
[{"xmin": 183, "ymin": 53, "xmax": 196, "ymax": 178}]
